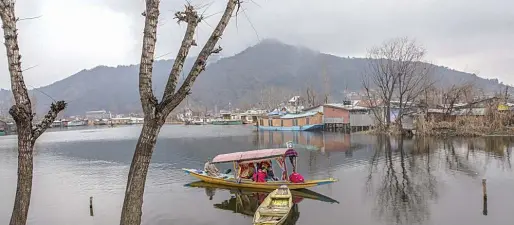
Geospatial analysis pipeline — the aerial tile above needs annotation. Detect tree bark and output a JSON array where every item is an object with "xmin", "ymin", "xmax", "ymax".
[
  {"xmin": 1, "ymin": 1, "xmax": 66, "ymax": 225},
  {"xmin": 120, "ymin": 118, "xmax": 162, "ymax": 225},
  {"xmin": 9, "ymin": 120, "xmax": 33, "ymax": 225}
]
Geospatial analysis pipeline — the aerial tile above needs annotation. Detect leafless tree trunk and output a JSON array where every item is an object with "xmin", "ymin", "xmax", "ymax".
[
  {"xmin": 0, "ymin": 1, "xmax": 66, "ymax": 225},
  {"xmin": 395, "ymin": 46, "xmax": 433, "ymax": 130},
  {"xmin": 362, "ymin": 37, "xmax": 433, "ymax": 131},
  {"xmin": 306, "ymin": 87, "xmax": 316, "ymax": 107},
  {"xmin": 120, "ymin": 1, "xmax": 239, "ymax": 225}
]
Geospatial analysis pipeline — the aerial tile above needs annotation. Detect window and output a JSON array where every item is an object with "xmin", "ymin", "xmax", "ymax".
[
  {"xmin": 281, "ymin": 119, "xmax": 284, "ymax": 127},
  {"xmin": 293, "ymin": 119, "xmax": 298, "ymax": 126},
  {"xmin": 260, "ymin": 119, "xmax": 263, "ymax": 125},
  {"xmin": 306, "ymin": 117, "xmax": 310, "ymax": 125},
  {"xmin": 268, "ymin": 119, "xmax": 273, "ymax": 126}
]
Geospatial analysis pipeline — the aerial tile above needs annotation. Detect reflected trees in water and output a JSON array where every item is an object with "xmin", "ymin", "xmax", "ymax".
[
  {"xmin": 366, "ymin": 136, "xmax": 437, "ymax": 225},
  {"xmin": 366, "ymin": 135, "xmax": 513, "ymax": 224}
]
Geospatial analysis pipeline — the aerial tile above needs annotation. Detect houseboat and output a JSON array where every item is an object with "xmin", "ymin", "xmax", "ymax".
[
  {"xmin": 67, "ymin": 120, "xmax": 87, "ymax": 127},
  {"xmin": 191, "ymin": 116, "xmax": 206, "ymax": 125},
  {"xmin": 50, "ymin": 120, "xmax": 66, "ymax": 128},
  {"xmin": 212, "ymin": 110, "xmax": 243, "ymax": 125},
  {"xmin": 256, "ymin": 111, "xmax": 324, "ymax": 131},
  {"xmin": 239, "ymin": 109, "xmax": 267, "ymax": 125}
]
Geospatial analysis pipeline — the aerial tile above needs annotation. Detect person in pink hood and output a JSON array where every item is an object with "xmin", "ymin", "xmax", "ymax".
[{"xmin": 289, "ymin": 172, "xmax": 304, "ymax": 183}]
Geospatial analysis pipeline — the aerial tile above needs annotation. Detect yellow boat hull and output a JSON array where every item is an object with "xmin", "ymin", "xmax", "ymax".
[{"xmin": 183, "ymin": 168, "xmax": 337, "ymax": 190}]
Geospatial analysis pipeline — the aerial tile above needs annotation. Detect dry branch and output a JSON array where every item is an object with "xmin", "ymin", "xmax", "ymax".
[
  {"xmin": 32, "ymin": 101, "xmax": 66, "ymax": 141},
  {"xmin": 162, "ymin": 4, "xmax": 201, "ymax": 102},
  {"xmin": 158, "ymin": 0, "xmax": 238, "ymax": 116}
]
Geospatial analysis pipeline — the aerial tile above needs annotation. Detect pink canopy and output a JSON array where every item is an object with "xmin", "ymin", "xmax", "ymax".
[{"xmin": 212, "ymin": 148, "xmax": 296, "ymax": 164}]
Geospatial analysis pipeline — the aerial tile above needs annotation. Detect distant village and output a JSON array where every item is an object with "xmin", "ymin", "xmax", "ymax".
[{"xmin": 1, "ymin": 90, "xmax": 513, "ymax": 137}]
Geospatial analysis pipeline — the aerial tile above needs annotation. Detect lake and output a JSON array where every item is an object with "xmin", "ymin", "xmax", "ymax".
[{"xmin": 1, "ymin": 125, "xmax": 513, "ymax": 225}]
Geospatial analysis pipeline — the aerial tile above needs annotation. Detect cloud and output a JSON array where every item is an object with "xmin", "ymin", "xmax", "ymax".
[{"xmin": 0, "ymin": 0, "xmax": 512, "ymax": 89}]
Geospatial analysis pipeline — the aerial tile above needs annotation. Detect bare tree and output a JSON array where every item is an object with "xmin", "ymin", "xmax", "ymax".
[
  {"xmin": 259, "ymin": 86, "xmax": 294, "ymax": 110},
  {"xmin": 305, "ymin": 86, "xmax": 317, "ymax": 107},
  {"xmin": 0, "ymin": 1, "xmax": 66, "ymax": 225},
  {"xmin": 362, "ymin": 37, "xmax": 433, "ymax": 130},
  {"xmin": 439, "ymin": 83, "xmax": 474, "ymax": 119},
  {"xmin": 120, "ymin": 1, "xmax": 239, "ymax": 225},
  {"xmin": 393, "ymin": 39, "xmax": 433, "ymax": 129}
]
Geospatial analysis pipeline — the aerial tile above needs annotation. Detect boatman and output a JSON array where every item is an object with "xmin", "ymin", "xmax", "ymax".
[{"xmin": 204, "ymin": 158, "xmax": 221, "ymax": 177}]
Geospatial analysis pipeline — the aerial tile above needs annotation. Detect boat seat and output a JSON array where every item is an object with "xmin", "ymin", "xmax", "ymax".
[
  {"xmin": 270, "ymin": 194, "xmax": 291, "ymax": 199},
  {"xmin": 255, "ymin": 217, "xmax": 281, "ymax": 224},
  {"xmin": 259, "ymin": 206, "xmax": 290, "ymax": 216}
]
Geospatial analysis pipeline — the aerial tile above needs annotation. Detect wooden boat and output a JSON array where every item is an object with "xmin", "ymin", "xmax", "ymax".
[
  {"xmin": 199, "ymin": 184, "xmax": 301, "ymax": 224},
  {"xmin": 183, "ymin": 147, "xmax": 338, "ymax": 190},
  {"xmin": 252, "ymin": 185, "xmax": 292, "ymax": 225}
]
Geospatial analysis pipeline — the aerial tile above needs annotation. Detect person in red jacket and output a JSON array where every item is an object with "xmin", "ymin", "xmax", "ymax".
[
  {"xmin": 289, "ymin": 172, "xmax": 305, "ymax": 183},
  {"xmin": 253, "ymin": 168, "xmax": 267, "ymax": 182}
]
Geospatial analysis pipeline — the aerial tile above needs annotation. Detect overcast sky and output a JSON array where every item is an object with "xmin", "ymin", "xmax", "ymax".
[{"xmin": 0, "ymin": 0, "xmax": 512, "ymax": 90}]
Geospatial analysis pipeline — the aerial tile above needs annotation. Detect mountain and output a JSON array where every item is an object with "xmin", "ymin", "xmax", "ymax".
[{"xmin": 0, "ymin": 39, "xmax": 509, "ymax": 117}]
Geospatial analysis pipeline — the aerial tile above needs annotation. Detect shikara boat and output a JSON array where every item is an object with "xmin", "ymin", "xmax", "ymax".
[
  {"xmin": 182, "ymin": 147, "xmax": 338, "ymax": 190},
  {"xmin": 253, "ymin": 185, "xmax": 293, "ymax": 225}
]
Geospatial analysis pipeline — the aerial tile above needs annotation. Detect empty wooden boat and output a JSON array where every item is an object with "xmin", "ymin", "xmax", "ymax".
[{"xmin": 252, "ymin": 185, "xmax": 292, "ymax": 225}]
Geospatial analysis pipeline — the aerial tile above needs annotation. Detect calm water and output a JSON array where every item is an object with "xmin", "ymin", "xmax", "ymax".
[{"xmin": 1, "ymin": 125, "xmax": 514, "ymax": 225}]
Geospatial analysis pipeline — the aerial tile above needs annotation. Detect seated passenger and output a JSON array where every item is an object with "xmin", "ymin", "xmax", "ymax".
[
  {"xmin": 238, "ymin": 163, "xmax": 254, "ymax": 179},
  {"xmin": 254, "ymin": 169, "xmax": 267, "ymax": 182},
  {"xmin": 263, "ymin": 164, "xmax": 278, "ymax": 181},
  {"xmin": 289, "ymin": 172, "xmax": 305, "ymax": 183}
]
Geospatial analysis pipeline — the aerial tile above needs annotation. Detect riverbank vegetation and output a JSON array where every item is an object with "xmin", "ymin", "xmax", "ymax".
[{"xmin": 362, "ymin": 37, "xmax": 513, "ymax": 137}]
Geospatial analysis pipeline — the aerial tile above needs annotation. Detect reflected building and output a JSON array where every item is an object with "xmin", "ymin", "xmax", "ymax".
[{"xmin": 255, "ymin": 131, "xmax": 351, "ymax": 152}]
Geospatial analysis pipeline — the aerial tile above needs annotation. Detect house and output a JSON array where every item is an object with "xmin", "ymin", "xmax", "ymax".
[
  {"xmin": 303, "ymin": 104, "xmax": 350, "ymax": 124},
  {"xmin": 303, "ymin": 103, "xmax": 375, "ymax": 131}
]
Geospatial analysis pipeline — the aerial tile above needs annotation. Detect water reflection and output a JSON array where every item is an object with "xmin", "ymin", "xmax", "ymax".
[
  {"xmin": 254, "ymin": 130, "xmax": 359, "ymax": 152},
  {"xmin": 366, "ymin": 136, "xmax": 513, "ymax": 225},
  {"xmin": 2, "ymin": 126, "xmax": 514, "ymax": 225},
  {"xmin": 185, "ymin": 181, "xmax": 339, "ymax": 224}
]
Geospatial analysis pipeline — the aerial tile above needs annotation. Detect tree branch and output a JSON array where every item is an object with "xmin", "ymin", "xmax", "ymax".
[
  {"xmin": 158, "ymin": 0, "xmax": 239, "ymax": 116},
  {"xmin": 32, "ymin": 101, "xmax": 66, "ymax": 141},
  {"xmin": 161, "ymin": 4, "xmax": 201, "ymax": 103},
  {"xmin": 138, "ymin": 0, "xmax": 160, "ymax": 116},
  {"xmin": 0, "ymin": 0, "xmax": 32, "ymax": 115}
]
